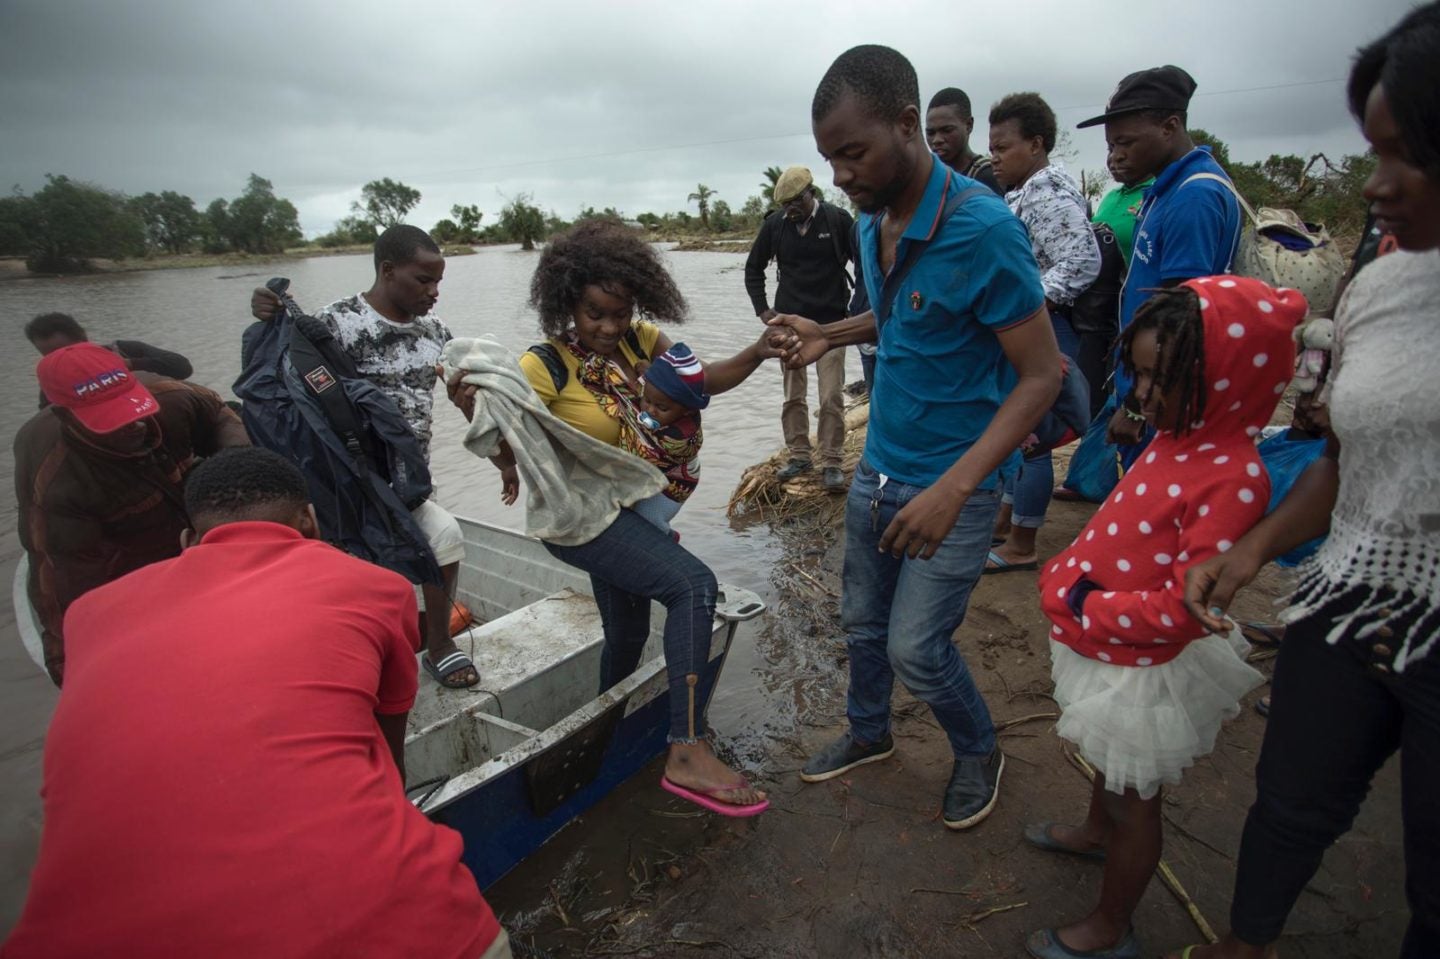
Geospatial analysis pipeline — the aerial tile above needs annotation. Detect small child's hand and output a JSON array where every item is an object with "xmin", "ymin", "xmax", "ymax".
[
  {"xmin": 755, "ymin": 328, "xmax": 788, "ymax": 360},
  {"xmin": 499, "ymin": 465, "xmax": 520, "ymax": 506}
]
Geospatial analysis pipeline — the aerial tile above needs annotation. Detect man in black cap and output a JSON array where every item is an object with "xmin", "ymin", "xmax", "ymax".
[{"xmin": 1076, "ymin": 65, "xmax": 1243, "ymax": 455}]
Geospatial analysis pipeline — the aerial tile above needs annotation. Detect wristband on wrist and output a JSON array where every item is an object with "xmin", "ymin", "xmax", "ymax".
[{"xmin": 1122, "ymin": 406, "xmax": 1147, "ymax": 424}]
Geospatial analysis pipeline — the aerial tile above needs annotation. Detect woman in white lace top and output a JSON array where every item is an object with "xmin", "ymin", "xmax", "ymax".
[{"xmin": 1174, "ymin": 5, "xmax": 1440, "ymax": 958}]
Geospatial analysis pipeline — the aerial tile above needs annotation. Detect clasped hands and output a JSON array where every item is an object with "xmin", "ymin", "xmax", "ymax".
[{"xmin": 758, "ymin": 313, "xmax": 828, "ymax": 369}]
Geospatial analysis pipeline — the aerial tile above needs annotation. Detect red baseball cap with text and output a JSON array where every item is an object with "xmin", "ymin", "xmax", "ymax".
[{"xmin": 37, "ymin": 343, "xmax": 159, "ymax": 434}]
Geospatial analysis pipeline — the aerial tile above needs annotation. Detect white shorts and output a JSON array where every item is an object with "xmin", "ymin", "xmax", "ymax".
[{"xmin": 411, "ymin": 499, "xmax": 465, "ymax": 567}]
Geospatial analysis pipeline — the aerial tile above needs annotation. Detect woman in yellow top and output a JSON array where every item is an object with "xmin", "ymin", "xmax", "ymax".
[{"xmin": 456, "ymin": 220, "xmax": 777, "ymax": 814}]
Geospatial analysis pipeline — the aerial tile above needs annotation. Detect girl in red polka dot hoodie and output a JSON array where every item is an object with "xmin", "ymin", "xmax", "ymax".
[{"xmin": 1023, "ymin": 276, "xmax": 1306, "ymax": 959}]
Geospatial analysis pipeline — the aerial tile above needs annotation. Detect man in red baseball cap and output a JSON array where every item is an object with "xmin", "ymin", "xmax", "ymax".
[{"xmin": 15, "ymin": 343, "xmax": 250, "ymax": 685}]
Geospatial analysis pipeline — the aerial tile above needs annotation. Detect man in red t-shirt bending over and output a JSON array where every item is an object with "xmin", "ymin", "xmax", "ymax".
[{"xmin": 3, "ymin": 448, "xmax": 508, "ymax": 959}]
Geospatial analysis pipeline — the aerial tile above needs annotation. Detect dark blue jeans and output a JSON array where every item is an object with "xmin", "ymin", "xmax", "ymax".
[
  {"xmin": 1231, "ymin": 590, "xmax": 1440, "ymax": 954},
  {"xmin": 842, "ymin": 457, "xmax": 1000, "ymax": 759},
  {"xmin": 545, "ymin": 508, "xmax": 718, "ymax": 742}
]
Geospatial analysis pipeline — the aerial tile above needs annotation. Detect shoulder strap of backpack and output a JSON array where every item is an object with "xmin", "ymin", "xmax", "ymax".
[
  {"xmin": 526, "ymin": 342, "xmax": 568, "ymax": 393},
  {"xmin": 623, "ymin": 327, "xmax": 648, "ymax": 363},
  {"xmin": 873, "ymin": 183, "xmax": 991, "ymax": 329},
  {"xmin": 1179, "ymin": 172, "xmax": 1259, "ymax": 225}
]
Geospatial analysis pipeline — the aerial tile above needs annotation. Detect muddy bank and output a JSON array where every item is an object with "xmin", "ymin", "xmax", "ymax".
[{"xmin": 485, "ymin": 488, "xmax": 1406, "ymax": 958}]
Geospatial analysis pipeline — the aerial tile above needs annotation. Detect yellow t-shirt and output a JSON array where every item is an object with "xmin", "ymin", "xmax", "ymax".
[{"xmin": 518, "ymin": 321, "xmax": 662, "ymax": 447}]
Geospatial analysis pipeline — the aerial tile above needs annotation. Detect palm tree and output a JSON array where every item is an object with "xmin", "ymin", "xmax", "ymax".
[
  {"xmin": 687, "ymin": 184, "xmax": 715, "ymax": 231},
  {"xmin": 759, "ymin": 166, "xmax": 784, "ymax": 208}
]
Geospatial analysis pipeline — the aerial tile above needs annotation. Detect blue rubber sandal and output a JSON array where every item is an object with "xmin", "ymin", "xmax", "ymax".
[
  {"xmin": 1023, "ymin": 822, "xmax": 1107, "ymax": 861},
  {"xmin": 1025, "ymin": 928, "xmax": 1140, "ymax": 959},
  {"xmin": 983, "ymin": 549, "xmax": 1039, "ymax": 574}
]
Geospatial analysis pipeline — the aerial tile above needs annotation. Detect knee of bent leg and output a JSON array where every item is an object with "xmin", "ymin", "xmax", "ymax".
[
  {"xmin": 662, "ymin": 557, "xmax": 717, "ymax": 610},
  {"xmin": 885, "ymin": 632, "xmax": 938, "ymax": 687},
  {"xmin": 1251, "ymin": 778, "xmax": 1368, "ymax": 849}
]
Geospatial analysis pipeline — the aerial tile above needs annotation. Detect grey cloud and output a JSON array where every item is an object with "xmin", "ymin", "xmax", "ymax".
[{"xmin": 0, "ymin": 0, "xmax": 1409, "ymax": 235}]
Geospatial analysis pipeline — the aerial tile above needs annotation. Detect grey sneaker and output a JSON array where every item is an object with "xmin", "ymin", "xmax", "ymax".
[
  {"xmin": 800, "ymin": 731, "xmax": 895, "ymax": 783},
  {"xmin": 822, "ymin": 467, "xmax": 847, "ymax": 491},
  {"xmin": 942, "ymin": 748, "xmax": 1004, "ymax": 830},
  {"xmin": 776, "ymin": 458, "xmax": 812, "ymax": 481}
]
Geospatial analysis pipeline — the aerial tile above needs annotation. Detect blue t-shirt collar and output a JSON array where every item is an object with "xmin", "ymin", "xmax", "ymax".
[
  {"xmin": 1148, "ymin": 145, "xmax": 1219, "ymax": 200},
  {"xmin": 901, "ymin": 153, "xmax": 954, "ymax": 242}
]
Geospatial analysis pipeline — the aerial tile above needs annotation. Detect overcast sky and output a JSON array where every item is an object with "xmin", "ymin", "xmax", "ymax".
[{"xmin": 0, "ymin": 0, "xmax": 1410, "ymax": 237}]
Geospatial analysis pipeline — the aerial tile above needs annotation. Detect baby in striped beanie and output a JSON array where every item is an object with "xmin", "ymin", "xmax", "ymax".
[{"xmin": 622, "ymin": 342, "xmax": 709, "ymax": 535}]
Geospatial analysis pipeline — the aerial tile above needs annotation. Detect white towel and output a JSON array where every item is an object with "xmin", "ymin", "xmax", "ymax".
[{"xmin": 442, "ymin": 337, "xmax": 666, "ymax": 547}]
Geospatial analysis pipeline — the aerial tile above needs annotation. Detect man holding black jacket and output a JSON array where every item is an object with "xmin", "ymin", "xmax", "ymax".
[{"xmin": 745, "ymin": 166, "xmax": 854, "ymax": 491}]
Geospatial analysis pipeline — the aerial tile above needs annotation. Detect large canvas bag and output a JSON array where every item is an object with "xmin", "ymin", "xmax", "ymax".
[{"xmin": 1184, "ymin": 172, "xmax": 1347, "ymax": 315}]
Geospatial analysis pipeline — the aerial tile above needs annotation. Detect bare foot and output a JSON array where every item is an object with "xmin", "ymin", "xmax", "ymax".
[{"xmin": 664, "ymin": 741, "xmax": 766, "ymax": 807}]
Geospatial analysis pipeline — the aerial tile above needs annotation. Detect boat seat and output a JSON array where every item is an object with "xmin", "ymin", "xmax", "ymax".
[{"xmin": 407, "ymin": 588, "xmax": 604, "ymax": 736}]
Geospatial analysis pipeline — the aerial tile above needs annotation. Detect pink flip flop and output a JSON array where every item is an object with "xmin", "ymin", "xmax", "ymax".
[{"xmin": 661, "ymin": 775, "xmax": 770, "ymax": 818}]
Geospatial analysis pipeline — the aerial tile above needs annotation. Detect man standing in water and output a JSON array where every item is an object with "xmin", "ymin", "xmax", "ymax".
[
  {"xmin": 745, "ymin": 166, "xmax": 855, "ymax": 492},
  {"xmin": 250, "ymin": 225, "xmax": 477, "ymax": 688},
  {"xmin": 771, "ymin": 45, "xmax": 1061, "ymax": 829},
  {"xmin": 925, "ymin": 87, "xmax": 1005, "ymax": 195}
]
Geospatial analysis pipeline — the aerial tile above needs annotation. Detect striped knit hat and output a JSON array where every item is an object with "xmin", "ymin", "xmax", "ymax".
[{"xmin": 643, "ymin": 342, "xmax": 709, "ymax": 410}]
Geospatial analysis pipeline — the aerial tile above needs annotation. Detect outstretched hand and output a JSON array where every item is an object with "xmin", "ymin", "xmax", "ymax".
[
  {"xmin": 754, "ymin": 327, "xmax": 788, "ymax": 361},
  {"xmin": 765, "ymin": 313, "xmax": 829, "ymax": 369},
  {"xmin": 439, "ymin": 365, "xmax": 477, "ymax": 422},
  {"xmin": 1183, "ymin": 545, "xmax": 1264, "ymax": 634}
]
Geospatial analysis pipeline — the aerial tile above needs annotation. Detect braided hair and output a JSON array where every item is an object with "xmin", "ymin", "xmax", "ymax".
[{"xmin": 1119, "ymin": 286, "xmax": 1207, "ymax": 433}]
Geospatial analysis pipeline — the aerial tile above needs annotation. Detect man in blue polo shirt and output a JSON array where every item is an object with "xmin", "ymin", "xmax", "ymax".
[
  {"xmin": 769, "ymin": 44, "xmax": 1061, "ymax": 830},
  {"xmin": 1078, "ymin": 65, "xmax": 1243, "ymax": 452}
]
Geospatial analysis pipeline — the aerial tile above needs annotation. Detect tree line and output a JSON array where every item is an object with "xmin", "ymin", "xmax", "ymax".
[
  {"xmin": 0, "ymin": 174, "xmax": 305, "ymax": 273},
  {"xmin": 0, "ymin": 134, "xmax": 1374, "ymax": 274}
]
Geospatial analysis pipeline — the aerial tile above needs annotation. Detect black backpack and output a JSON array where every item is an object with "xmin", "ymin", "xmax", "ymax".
[
  {"xmin": 1069, "ymin": 222, "xmax": 1127, "ymax": 338},
  {"xmin": 234, "ymin": 279, "xmax": 442, "ymax": 587},
  {"xmin": 526, "ymin": 327, "xmax": 649, "ymax": 393}
]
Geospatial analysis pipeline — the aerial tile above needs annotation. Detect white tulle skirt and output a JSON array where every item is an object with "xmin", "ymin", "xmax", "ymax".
[{"xmin": 1049, "ymin": 630, "xmax": 1264, "ymax": 800}]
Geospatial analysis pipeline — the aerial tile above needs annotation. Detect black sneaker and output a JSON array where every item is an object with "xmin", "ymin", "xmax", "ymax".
[
  {"xmin": 776, "ymin": 458, "xmax": 812, "ymax": 481},
  {"xmin": 942, "ymin": 749, "xmax": 1004, "ymax": 830},
  {"xmin": 799, "ymin": 731, "xmax": 895, "ymax": 783}
]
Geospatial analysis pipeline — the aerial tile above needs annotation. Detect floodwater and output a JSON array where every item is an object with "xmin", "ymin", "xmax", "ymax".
[{"xmin": 0, "ymin": 245, "xmax": 856, "ymax": 933}]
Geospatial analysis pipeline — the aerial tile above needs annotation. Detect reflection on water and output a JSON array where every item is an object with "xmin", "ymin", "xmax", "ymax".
[{"xmin": 0, "ymin": 245, "xmax": 855, "ymax": 930}]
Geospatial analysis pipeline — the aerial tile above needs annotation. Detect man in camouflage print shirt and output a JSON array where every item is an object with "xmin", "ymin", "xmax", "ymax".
[{"xmin": 250, "ymin": 225, "xmax": 479, "ymax": 690}]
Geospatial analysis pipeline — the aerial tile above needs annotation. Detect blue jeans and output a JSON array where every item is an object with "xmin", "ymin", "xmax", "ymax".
[
  {"xmin": 1002, "ymin": 310, "xmax": 1079, "ymax": 526},
  {"xmin": 842, "ymin": 457, "xmax": 1000, "ymax": 759},
  {"xmin": 1002, "ymin": 453, "xmax": 1054, "ymax": 528},
  {"xmin": 544, "ymin": 508, "xmax": 718, "ymax": 742}
]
